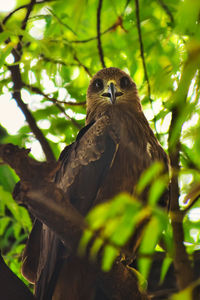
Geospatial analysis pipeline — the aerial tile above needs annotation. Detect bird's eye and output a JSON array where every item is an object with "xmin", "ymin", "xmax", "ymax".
[
  {"xmin": 92, "ymin": 78, "xmax": 104, "ymax": 91},
  {"xmin": 120, "ymin": 76, "xmax": 131, "ymax": 89}
]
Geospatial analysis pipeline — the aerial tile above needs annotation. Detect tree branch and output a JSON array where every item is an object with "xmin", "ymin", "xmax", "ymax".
[
  {"xmin": 71, "ymin": 16, "xmax": 127, "ymax": 44},
  {"xmin": 2, "ymin": 5, "xmax": 28, "ymax": 25},
  {"xmin": 134, "ymin": 0, "xmax": 158, "ymax": 135},
  {"xmin": 97, "ymin": 0, "xmax": 106, "ymax": 68},
  {"xmin": 55, "ymin": 102, "xmax": 82, "ymax": 129},
  {"xmin": 23, "ymin": 82, "xmax": 86, "ymax": 106},
  {"xmin": 8, "ymin": 64, "xmax": 55, "ymax": 161},
  {"xmin": 169, "ymin": 107, "xmax": 195, "ymax": 292},
  {"xmin": 1, "ymin": 0, "xmax": 56, "ymax": 162},
  {"xmin": 167, "ymin": 45, "xmax": 200, "ymax": 292},
  {"xmin": 23, "ymin": 83, "xmax": 83, "ymax": 129},
  {"xmin": 14, "ymin": 0, "xmax": 36, "ymax": 59},
  {"xmin": 74, "ymin": 54, "xmax": 92, "ymax": 77},
  {"xmin": 2, "ymin": 0, "xmax": 54, "ymax": 25}
]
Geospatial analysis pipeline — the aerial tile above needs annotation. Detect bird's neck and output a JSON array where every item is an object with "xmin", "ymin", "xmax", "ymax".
[{"xmin": 86, "ymin": 101, "xmax": 142, "ymax": 125}]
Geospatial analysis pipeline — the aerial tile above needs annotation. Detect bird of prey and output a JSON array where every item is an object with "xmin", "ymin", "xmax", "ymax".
[{"xmin": 22, "ymin": 67, "xmax": 169, "ymax": 300}]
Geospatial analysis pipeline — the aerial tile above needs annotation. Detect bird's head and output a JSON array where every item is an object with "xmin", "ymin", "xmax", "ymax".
[{"xmin": 86, "ymin": 67, "xmax": 141, "ymax": 122}]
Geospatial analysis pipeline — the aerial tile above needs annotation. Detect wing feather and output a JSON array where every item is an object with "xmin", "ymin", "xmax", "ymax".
[{"xmin": 24, "ymin": 116, "xmax": 119, "ymax": 299}]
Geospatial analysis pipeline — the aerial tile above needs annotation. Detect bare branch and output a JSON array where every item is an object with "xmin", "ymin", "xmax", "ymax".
[
  {"xmin": 40, "ymin": 53, "xmax": 92, "ymax": 78},
  {"xmin": 74, "ymin": 54, "xmax": 92, "ymax": 78},
  {"xmin": 23, "ymin": 83, "xmax": 84, "ymax": 129},
  {"xmin": 2, "ymin": 0, "xmax": 54, "ymax": 25},
  {"xmin": 169, "ymin": 107, "xmax": 195, "ymax": 290},
  {"xmin": 2, "ymin": 5, "xmax": 28, "ymax": 25},
  {"xmin": 134, "ymin": 0, "xmax": 158, "ymax": 135},
  {"xmin": 71, "ymin": 16, "xmax": 127, "ymax": 44},
  {"xmin": 97, "ymin": 0, "xmax": 106, "ymax": 68},
  {"xmin": 23, "ymin": 82, "xmax": 86, "ymax": 106},
  {"xmin": 55, "ymin": 102, "xmax": 82, "ymax": 130}
]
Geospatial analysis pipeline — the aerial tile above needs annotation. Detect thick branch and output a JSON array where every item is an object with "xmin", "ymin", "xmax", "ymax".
[
  {"xmin": 167, "ymin": 55, "xmax": 200, "ymax": 291},
  {"xmin": 97, "ymin": 0, "xmax": 106, "ymax": 68},
  {"xmin": 168, "ymin": 107, "xmax": 194, "ymax": 290},
  {"xmin": 167, "ymin": 38, "xmax": 200, "ymax": 297}
]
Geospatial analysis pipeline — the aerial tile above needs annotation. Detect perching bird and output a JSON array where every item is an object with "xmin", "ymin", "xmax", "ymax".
[{"xmin": 22, "ymin": 67, "xmax": 169, "ymax": 300}]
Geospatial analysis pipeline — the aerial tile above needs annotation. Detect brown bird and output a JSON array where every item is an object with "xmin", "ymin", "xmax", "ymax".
[{"xmin": 22, "ymin": 67, "xmax": 169, "ymax": 300}]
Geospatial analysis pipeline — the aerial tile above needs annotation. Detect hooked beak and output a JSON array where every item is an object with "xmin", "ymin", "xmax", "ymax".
[
  {"xmin": 102, "ymin": 82, "xmax": 123, "ymax": 104},
  {"xmin": 108, "ymin": 82, "xmax": 116, "ymax": 104}
]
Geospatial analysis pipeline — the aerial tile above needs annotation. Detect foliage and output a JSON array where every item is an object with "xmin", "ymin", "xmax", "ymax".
[{"xmin": 0, "ymin": 0, "xmax": 200, "ymax": 298}]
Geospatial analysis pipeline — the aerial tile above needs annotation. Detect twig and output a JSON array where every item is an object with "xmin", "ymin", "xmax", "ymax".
[
  {"xmin": 23, "ymin": 83, "xmax": 86, "ymax": 106},
  {"xmin": 183, "ymin": 195, "xmax": 200, "ymax": 215},
  {"xmin": 71, "ymin": 16, "xmax": 127, "ymax": 44},
  {"xmin": 47, "ymin": 7, "xmax": 77, "ymax": 36},
  {"xmin": 2, "ymin": 5, "xmax": 28, "ymax": 25},
  {"xmin": 134, "ymin": 0, "xmax": 158, "ymax": 135},
  {"xmin": 122, "ymin": 0, "xmax": 131, "ymax": 17},
  {"xmin": 16, "ymin": 0, "xmax": 36, "ymax": 57},
  {"xmin": 22, "ymin": 83, "xmax": 83, "ymax": 129},
  {"xmin": 74, "ymin": 54, "xmax": 92, "ymax": 78},
  {"xmin": 134, "ymin": 0, "xmax": 151, "ymax": 103},
  {"xmin": 40, "ymin": 54, "xmax": 78, "ymax": 67},
  {"xmin": 97, "ymin": 0, "xmax": 106, "ymax": 68},
  {"xmin": 70, "ymin": 27, "xmax": 111, "ymax": 44},
  {"xmin": 2, "ymin": 0, "xmax": 54, "ymax": 25},
  {"xmin": 40, "ymin": 53, "xmax": 92, "ymax": 78},
  {"xmin": 157, "ymin": 0, "xmax": 174, "ymax": 24},
  {"xmin": 55, "ymin": 103, "xmax": 82, "ymax": 130}
]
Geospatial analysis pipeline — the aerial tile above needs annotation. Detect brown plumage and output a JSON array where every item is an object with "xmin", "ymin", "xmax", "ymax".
[{"xmin": 22, "ymin": 67, "xmax": 169, "ymax": 300}]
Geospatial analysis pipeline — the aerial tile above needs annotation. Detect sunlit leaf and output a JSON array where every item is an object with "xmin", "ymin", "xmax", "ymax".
[
  {"xmin": 136, "ymin": 162, "xmax": 164, "ymax": 195},
  {"xmin": 160, "ymin": 256, "xmax": 173, "ymax": 284},
  {"xmin": 102, "ymin": 245, "xmax": 119, "ymax": 272}
]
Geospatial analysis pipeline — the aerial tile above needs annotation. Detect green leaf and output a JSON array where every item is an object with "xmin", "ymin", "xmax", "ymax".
[
  {"xmin": 160, "ymin": 256, "xmax": 173, "ymax": 284},
  {"xmin": 171, "ymin": 286, "xmax": 193, "ymax": 300},
  {"xmin": 102, "ymin": 245, "xmax": 119, "ymax": 272},
  {"xmin": 90, "ymin": 237, "xmax": 104, "ymax": 261},
  {"xmin": 0, "ymin": 216, "xmax": 11, "ymax": 235},
  {"xmin": 148, "ymin": 176, "xmax": 168, "ymax": 206},
  {"xmin": 78, "ymin": 229, "xmax": 93, "ymax": 256},
  {"xmin": 0, "ymin": 43, "xmax": 14, "ymax": 68},
  {"xmin": 138, "ymin": 212, "xmax": 167, "ymax": 279},
  {"xmin": 136, "ymin": 162, "xmax": 164, "ymax": 195}
]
